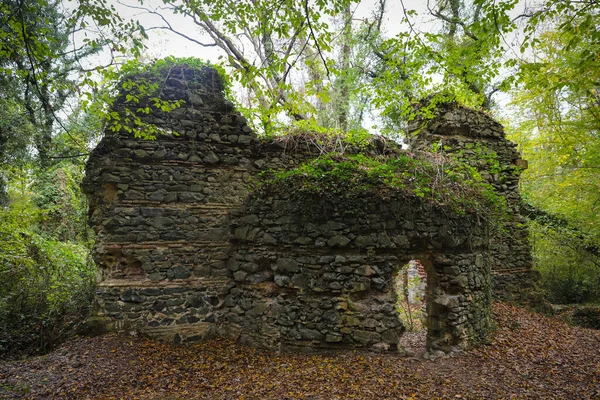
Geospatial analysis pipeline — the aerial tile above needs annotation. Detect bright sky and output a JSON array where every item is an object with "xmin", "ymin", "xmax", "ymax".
[{"xmin": 109, "ymin": 0, "xmax": 434, "ymax": 63}]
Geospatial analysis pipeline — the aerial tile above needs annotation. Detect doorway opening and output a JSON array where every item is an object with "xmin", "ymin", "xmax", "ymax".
[{"xmin": 395, "ymin": 259, "xmax": 428, "ymax": 356}]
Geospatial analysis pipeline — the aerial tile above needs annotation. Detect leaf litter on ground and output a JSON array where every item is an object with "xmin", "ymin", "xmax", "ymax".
[{"xmin": 1, "ymin": 302, "xmax": 599, "ymax": 399}]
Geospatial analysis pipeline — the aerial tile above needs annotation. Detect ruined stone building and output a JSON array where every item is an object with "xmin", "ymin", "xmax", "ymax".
[{"xmin": 83, "ymin": 64, "xmax": 535, "ymax": 354}]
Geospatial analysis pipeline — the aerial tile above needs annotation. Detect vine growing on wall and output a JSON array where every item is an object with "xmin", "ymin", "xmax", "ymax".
[{"xmin": 91, "ymin": 57, "xmax": 233, "ymax": 140}]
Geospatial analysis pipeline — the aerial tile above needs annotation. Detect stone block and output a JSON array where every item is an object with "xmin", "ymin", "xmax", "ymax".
[
  {"xmin": 327, "ymin": 235, "xmax": 350, "ymax": 247},
  {"xmin": 353, "ymin": 330, "xmax": 381, "ymax": 344},
  {"xmin": 274, "ymin": 258, "xmax": 299, "ymax": 273}
]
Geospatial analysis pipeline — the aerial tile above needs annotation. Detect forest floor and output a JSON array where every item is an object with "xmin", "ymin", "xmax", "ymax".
[{"xmin": 1, "ymin": 302, "xmax": 599, "ymax": 399}]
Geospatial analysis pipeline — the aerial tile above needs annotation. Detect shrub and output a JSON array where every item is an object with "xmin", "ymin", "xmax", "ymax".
[
  {"xmin": 0, "ymin": 167, "xmax": 94, "ymax": 359},
  {"xmin": 530, "ymin": 221, "xmax": 600, "ymax": 304},
  {"xmin": 571, "ymin": 307, "xmax": 600, "ymax": 329}
]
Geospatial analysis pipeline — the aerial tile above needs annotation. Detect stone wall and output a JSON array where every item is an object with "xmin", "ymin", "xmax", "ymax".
[
  {"xmin": 226, "ymin": 191, "xmax": 492, "ymax": 353},
  {"xmin": 82, "ymin": 65, "xmax": 255, "ymax": 343},
  {"xmin": 409, "ymin": 104, "xmax": 536, "ymax": 298},
  {"xmin": 83, "ymin": 64, "xmax": 532, "ymax": 354}
]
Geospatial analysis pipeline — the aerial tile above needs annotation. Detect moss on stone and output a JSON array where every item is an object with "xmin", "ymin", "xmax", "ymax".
[{"xmin": 261, "ymin": 152, "xmax": 508, "ymax": 220}]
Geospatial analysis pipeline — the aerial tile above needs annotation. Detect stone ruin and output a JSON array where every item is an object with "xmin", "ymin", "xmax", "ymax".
[{"xmin": 82, "ymin": 64, "xmax": 535, "ymax": 354}]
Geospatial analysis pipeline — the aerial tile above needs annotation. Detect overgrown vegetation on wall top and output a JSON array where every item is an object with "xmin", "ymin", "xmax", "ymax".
[{"xmin": 261, "ymin": 151, "xmax": 508, "ymax": 223}]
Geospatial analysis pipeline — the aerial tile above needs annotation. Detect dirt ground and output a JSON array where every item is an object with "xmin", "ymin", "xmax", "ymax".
[{"xmin": 1, "ymin": 302, "xmax": 599, "ymax": 399}]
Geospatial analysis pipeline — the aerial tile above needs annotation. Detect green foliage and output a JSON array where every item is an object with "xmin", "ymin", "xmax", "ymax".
[
  {"xmin": 523, "ymin": 0, "xmax": 600, "ymax": 71},
  {"xmin": 509, "ymin": 26, "xmax": 600, "ymax": 236},
  {"xmin": 263, "ymin": 152, "xmax": 507, "ymax": 221},
  {"xmin": 93, "ymin": 57, "xmax": 232, "ymax": 139},
  {"xmin": 0, "ymin": 196, "xmax": 94, "ymax": 358},
  {"xmin": 0, "ymin": 110, "xmax": 93, "ymax": 357},
  {"xmin": 150, "ymin": 0, "xmax": 360, "ymax": 134},
  {"xmin": 75, "ymin": 0, "xmax": 147, "ymax": 58},
  {"xmin": 117, "ymin": 56, "xmax": 232, "ymax": 94},
  {"xmin": 507, "ymin": 4, "xmax": 600, "ymax": 305},
  {"xmin": 370, "ymin": 31, "xmax": 434, "ymax": 131},
  {"xmin": 371, "ymin": 0, "xmax": 519, "ymax": 130},
  {"xmin": 0, "ymin": 0, "xmax": 144, "ymax": 357},
  {"xmin": 529, "ymin": 220, "xmax": 600, "ymax": 304},
  {"xmin": 1, "ymin": 0, "xmax": 147, "ymax": 165},
  {"xmin": 0, "ymin": 0, "xmax": 108, "ymax": 166},
  {"xmin": 267, "ymin": 120, "xmax": 373, "ymax": 153},
  {"xmin": 32, "ymin": 163, "xmax": 89, "ymax": 242},
  {"xmin": 0, "ymin": 95, "xmax": 35, "ymax": 204},
  {"xmin": 452, "ymin": 142, "xmax": 503, "ymax": 175}
]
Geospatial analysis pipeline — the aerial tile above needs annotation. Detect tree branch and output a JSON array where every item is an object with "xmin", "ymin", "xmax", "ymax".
[
  {"xmin": 303, "ymin": 0, "xmax": 330, "ymax": 78},
  {"xmin": 426, "ymin": 0, "xmax": 479, "ymax": 41},
  {"xmin": 117, "ymin": 2, "xmax": 218, "ymax": 48}
]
